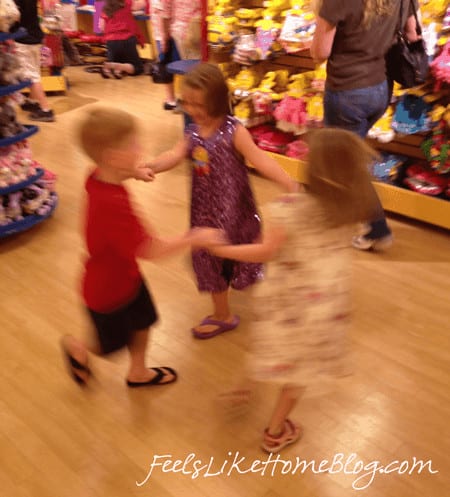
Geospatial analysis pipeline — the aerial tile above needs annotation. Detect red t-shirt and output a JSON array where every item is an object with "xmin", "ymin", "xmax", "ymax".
[
  {"xmin": 102, "ymin": 0, "xmax": 140, "ymax": 41},
  {"xmin": 82, "ymin": 172, "xmax": 151, "ymax": 312}
]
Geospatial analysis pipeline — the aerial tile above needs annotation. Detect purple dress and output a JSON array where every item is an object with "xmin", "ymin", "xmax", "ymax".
[{"xmin": 186, "ymin": 116, "xmax": 263, "ymax": 292}]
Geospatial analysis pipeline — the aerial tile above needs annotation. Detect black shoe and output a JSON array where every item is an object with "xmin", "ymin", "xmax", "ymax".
[
  {"xmin": 29, "ymin": 108, "xmax": 55, "ymax": 122},
  {"xmin": 20, "ymin": 100, "xmax": 41, "ymax": 113}
]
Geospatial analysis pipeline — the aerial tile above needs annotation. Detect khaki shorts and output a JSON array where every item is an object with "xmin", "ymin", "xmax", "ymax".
[{"xmin": 14, "ymin": 43, "xmax": 42, "ymax": 83}]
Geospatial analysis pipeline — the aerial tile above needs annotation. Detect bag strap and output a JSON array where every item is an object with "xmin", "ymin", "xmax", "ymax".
[
  {"xmin": 397, "ymin": 1, "xmax": 422, "ymax": 39},
  {"xmin": 410, "ymin": 0, "xmax": 422, "ymax": 36}
]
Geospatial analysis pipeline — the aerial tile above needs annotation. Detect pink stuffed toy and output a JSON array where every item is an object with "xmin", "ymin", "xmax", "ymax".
[
  {"xmin": 286, "ymin": 139, "xmax": 309, "ymax": 159},
  {"xmin": 274, "ymin": 96, "xmax": 308, "ymax": 134},
  {"xmin": 430, "ymin": 41, "xmax": 450, "ymax": 91}
]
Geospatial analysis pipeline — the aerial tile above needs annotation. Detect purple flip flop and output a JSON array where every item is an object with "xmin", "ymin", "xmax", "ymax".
[{"xmin": 192, "ymin": 315, "xmax": 240, "ymax": 339}]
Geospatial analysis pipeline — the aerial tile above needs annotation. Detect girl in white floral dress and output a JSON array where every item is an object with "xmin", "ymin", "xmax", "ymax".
[{"xmin": 211, "ymin": 128, "xmax": 380, "ymax": 452}]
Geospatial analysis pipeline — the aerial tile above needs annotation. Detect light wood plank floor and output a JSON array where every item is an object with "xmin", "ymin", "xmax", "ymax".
[{"xmin": 0, "ymin": 66, "xmax": 449, "ymax": 497}]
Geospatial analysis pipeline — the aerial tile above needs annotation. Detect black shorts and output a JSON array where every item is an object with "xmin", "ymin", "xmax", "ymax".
[
  {"xmin": 87, "ymin": 281, "xmax": 158, "ymax": 355},
  {"xmin": 106, "ymin": 36, "xmax": 143, "ymax": 75}
]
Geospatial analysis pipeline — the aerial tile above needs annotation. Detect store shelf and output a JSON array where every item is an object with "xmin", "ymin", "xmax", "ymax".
[
  {"xmin": 41, "ymin": 75, "xmax": 67, "ymax": 92},
  {"xmin": 373, "ymin": 182, "xmax": 450, "ymax": 230},
  {"xmin": 0, "ymin": 168, "xmax": 44, "ymax": 195},
  {"xmin": 261, "ymin": 152, "xmax": 450, "ymax": 230},
  {"xmin": 0, "ymin": 193, "xmax": 58, "ymax": 238},
  {"xmin": 0, "ymin": 125, "xmax": 39, "ymax": 147},
  {"xmin": 0, "ymin": 81, "xmax": 32, "ymax": 97},
  {"xmin": 0, "ymin": 28, "xmax": 27, "ymax": 42}
]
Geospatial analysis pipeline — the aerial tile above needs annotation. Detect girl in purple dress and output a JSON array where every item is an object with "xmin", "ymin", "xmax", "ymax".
[{"xmin": 147, "ymin": 63, "xmax": 297, "ymax": 339}]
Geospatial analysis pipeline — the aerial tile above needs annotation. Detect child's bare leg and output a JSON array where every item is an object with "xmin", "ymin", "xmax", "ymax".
[
  {"xmin": 126, "ymin": 328, "xmax": 176, "ymax": 384},
  {"xmin": 193, "ymin": 289, "xmax": 238, "ymax": 335},
  {"xmin": 261, "ymin": 385, "xmax": 304, "ymax": 452},
  {"xmin": 267, "ymin": 385, "xmax": 304, "ymax": 436}
]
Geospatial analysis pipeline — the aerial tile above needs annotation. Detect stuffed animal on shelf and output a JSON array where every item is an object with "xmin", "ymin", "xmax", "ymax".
[
  {"xmin": 21, "ymin": 184, "xmax": 51, "ymax": 214},
  {"xmin": 403, "ymin": 162, "xmax": 448, "ymax": 196},
  {"xmin": 2, "ymin": 190, "xmax": 23, "ymax": 221},
  {"xmin": 0, "ymin": 42, "xmax": 22, "ymax": 86},
  {"xmin": 0, "ymin": 100, "xmax": 24, "ymax": 138},
  {"xmin": 0, "ymin": 0, "xmax": 20, "ymax": 32},
  {"xmin": 273, "ymin": 95, "xmax": 308, "ymax": 134},
  {"xmin": 430, "ymin": 40, "xmax": 450, "ymax": 91}
]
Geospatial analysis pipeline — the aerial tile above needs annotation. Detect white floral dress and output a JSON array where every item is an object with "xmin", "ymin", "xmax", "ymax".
[{"xmin": 250, "ymin": 193, "xmax": 353, "ymax": 392}]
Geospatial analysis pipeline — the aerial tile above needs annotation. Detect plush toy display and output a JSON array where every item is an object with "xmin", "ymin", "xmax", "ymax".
[
  {"xmin": 0, "ymin": 100, "xmax": 25, "ymax": 138},
  {"xmin": 403, "ymin": 162, "xmax": 448, "ymax": 196},
  {"xmin": 0, "ymin": 42, "xmax": 23, "ymax": 86},
  {"xmin": 0, "ymin": 0, "xmax": 20, "ymax": 32},
  {"xmin": 0, "ymin": 100, "xmax": 24, "ymax": 136}
]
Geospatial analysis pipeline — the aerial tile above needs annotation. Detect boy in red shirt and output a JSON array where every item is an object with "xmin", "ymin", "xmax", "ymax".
[{"xmin": 61, "ymin": 107, "xmax": 224, "ymax": 387}]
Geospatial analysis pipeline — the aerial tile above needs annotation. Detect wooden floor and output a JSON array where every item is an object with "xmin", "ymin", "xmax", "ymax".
[{"xmin": 0, "ymin": 66, "xmax": 449, "ymax": 497}]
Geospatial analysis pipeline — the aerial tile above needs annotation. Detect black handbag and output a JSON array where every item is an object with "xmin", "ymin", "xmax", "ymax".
[{"xmin": 385, "ymin": 0, "xmax": 429, "ymax": 88}]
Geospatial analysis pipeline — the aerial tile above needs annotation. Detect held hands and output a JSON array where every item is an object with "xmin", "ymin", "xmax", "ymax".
[
  {"xmin": 188, "ymin": 227, "xmax": 229, "ymax": 249},
  {"xmin": 263, "ymin": 225, "xmax": 287, "ymax": 254},
  {"xmin": 134, "ymin": 163, "xmax": 156, "ymax": 182}
]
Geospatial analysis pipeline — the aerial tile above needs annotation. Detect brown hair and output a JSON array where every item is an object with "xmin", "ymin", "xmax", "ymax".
[
  {"xmin": 78, "ymin": 107, "xmax": 136, "ymax": 162},
  {"xmin": 103, "ymin": 0, "xmax": 125, "ymax": 18},
  {"xmin": 182, "ymin": 63, "xmax": 230, "ymax": 118},
  {"xmin": 362, "ymin": 0, "xmax": 393, "ymax": 28},
  {"xmin": 307, "ymin": 128, "xmax": 380, "ymax": 227}
]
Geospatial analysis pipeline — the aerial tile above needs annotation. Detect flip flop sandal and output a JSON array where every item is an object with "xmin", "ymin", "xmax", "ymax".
[
  {"xmin": 111, "ymin": 69, "xmax": 123, "ymax": 79},
  {"xmin": 100, "ymin": 67, "xmax": 112, "ymax": 79},
  {"xmin": 126, "ymin": 367, "xmax": 177, "ymax": 387},
  {"xmin": 61, "ymin": 343, "xmax": 91, "ymax": 386},
  {"xmin": 84, "ymin": 65, "xmax": 103, "ymax": 74},
  {"xmin": 261, "ymin": 419, "xmax": 302, "ymax": 453},
  {"xmin": 191, "ymin": 315, "xmax": 240, "ymax": 339}
]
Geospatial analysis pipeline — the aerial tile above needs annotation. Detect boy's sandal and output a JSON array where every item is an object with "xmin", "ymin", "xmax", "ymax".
[
  {"xmin": 261, "ymin": 419, "xmax": 302, "ymax": 453},
  {"xmin": 126, "ymin": 367, "xmax": 177, "ymax": 387},
  {"xmin": 61, "ymin": 337, "xmax": 91, "ymax": 386}
]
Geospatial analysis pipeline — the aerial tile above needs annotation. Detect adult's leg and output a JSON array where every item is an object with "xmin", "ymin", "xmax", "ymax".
[
  {"xmin": 156, "ymin": 39, "xmax": 177, "ymax": 108},
  {"xmin": 16, "ymin": 44, "xmax": 54, "ymax": 117},
  {"xmin": 324, "ymin": 83, "xmax": 392, "ymax": 245}
]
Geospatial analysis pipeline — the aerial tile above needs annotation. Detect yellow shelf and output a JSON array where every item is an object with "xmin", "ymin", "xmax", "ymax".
[
  {"xmin": 22, "ymin": 75, "xmax": 67, "ymax": 93},
  {"xmin": 41, "ymin": 75, "xmax": 67, "ymax": 93},
  {"xmin": 259, "ymin": 152, "xmax": 450, "ymax": 230}
]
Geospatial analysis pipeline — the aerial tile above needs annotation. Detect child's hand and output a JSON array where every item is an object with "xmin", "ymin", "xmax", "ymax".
[
  {"xmin": 135, "ymin": 164, "xmax": 155, "ymax": 182},
  {"xmin": 189, "ymin": 227, "xmax": 228, "ymax": 248},
  {"xmin": 263, "ymin": 225, "xmax": 287, "ymax": 253}
]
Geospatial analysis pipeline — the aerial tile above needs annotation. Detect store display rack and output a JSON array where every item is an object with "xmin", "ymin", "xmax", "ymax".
[{"xmin": 1, "ymin": 31, "xmax": 58, "ymax": 238}]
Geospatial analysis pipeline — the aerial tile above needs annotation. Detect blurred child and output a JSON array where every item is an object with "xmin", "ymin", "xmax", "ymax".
[
  {"xmin": 145, "ymin": 63, "xmax": 298, "ymax": 339},
  {"xmin": 99, "ymin": 0, "xmax": 145, "ymax": 78},
  {"xmin": 210, "ymin": 128, "xmax": 380, "ymax": 452},
  {"xmin": 61, "ymin": 107, "xmax": 224, "ymax": 387}
]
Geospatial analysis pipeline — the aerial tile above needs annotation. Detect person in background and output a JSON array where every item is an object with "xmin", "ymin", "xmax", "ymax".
[
  {"xmin": 99, "ymin": 0, "xmax": 145, "ymax": 78},
  {"xmin": 11, "ymin": 0, "xmax": 55, "ymax": 122},
  {"xmin": 151, "ymin": 0, "xmax": 201, "ymax": 111},
  {"xmin": 310, "ymin": 0, "xmax": 419, "ymax": 250}
]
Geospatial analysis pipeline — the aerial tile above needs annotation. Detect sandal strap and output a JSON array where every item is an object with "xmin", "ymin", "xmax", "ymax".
[{"xmin": 264, "ymin": 419, "xmax": 297, "ymax": 443}]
